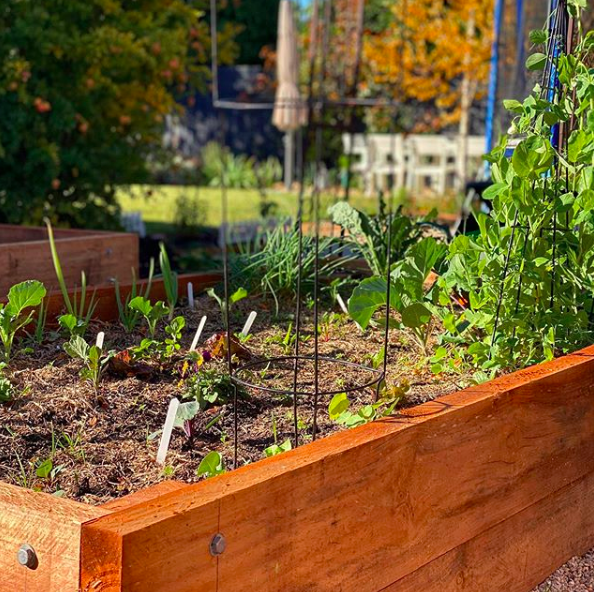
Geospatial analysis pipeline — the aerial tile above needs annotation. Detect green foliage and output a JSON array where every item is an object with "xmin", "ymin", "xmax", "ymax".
[
  {"xmin": 0, "ymin": 1, "xmax": 237, "ymax": 227},
  {"xmin": 0, "ymin": 280, "xmax": 46, "ymax": 361},
  {"xmin": 0, "ymin": 363, "xmax": 14, "ymax": 402},
  {"xmin": 207, "ymin": 286, "xmax": 247, "ymax": 319},
  {"xmin": 183, "ymin": 368, "xmax": 237, "ymax": 411},
  {"xmin": 45, "ymin": 219, "xmax": 96, "ymax": 333},
  {"xmin": 436, "ymin": 14, "xmax": 594, "ymax": 370},
  {"xmin": 328, "ymin": 201, "xmax": 427, "ymax": 276},
  {"xmin": 196, "ymin": 451, "xmax": 225, "ymax": 478},
  {"xmin": 64, "ymin": 335, "xmax": 111, "ymax": 389},
  {"xmin": 115, "ymin": 259, "xmax": 155, "ymax": 333},
  {"xmin": 348, "ymin": 238, "xmax": 446, "ymax": 353},
  {"xmin": 236, "ymin": 224, "xmax": 349, "ymax": 313},
  {"xmin": 128, "ymin": 297, "xmax": 168, "ymax": 337},
  {"xmin": 159, "ymin": 243, "xmax": 178, "ymax": 319},
  {"xmin": 328, "ymin": 387, "xmax": 405, "ymax": 428}
]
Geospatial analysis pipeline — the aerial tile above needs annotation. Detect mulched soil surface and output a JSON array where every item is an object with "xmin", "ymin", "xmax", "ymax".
[{"xmin": 0, "ymin": 293, "xmax": 467, "ymax": 505}]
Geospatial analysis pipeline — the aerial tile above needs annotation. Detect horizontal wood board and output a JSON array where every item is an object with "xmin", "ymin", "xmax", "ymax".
[{"xmin": 0, "ymin": 225, "xmax": 139, "ymax": 295}]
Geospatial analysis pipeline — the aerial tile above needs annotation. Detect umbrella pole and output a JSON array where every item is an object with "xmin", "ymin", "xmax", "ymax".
[{"xmin": 284, "ymin": 131, "xmax": 295, "ymax": 189}]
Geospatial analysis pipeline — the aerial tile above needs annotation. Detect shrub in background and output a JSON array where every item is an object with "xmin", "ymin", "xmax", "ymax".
[{"xmin": 0, "ymin": 0, "xmax": 238, "ymax": 228}]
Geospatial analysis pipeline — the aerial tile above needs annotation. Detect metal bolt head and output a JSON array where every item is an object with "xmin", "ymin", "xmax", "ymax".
[
  {"xmin": 17, "ymin": 544, "xmax": 38, "ymax": 570},
  {"xmin": 209, "ymin": 533, "xmax": 226, "ymax": 556}
]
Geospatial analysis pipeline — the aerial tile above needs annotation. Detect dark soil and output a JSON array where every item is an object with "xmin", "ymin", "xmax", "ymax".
[{"xmin": 0, "ymin": 294, "xmax": 469, "ymax": 505}]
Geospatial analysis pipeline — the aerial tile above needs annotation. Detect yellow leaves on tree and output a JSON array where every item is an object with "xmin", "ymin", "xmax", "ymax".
[{"xmin": 363, "ymin": 0, "xmax": 493, "ymax": 130}]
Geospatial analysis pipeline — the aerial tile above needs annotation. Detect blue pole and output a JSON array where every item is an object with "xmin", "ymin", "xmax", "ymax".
[{"xmin": 485, "ymin": 0, "xmax": 505, "ymax": 159}]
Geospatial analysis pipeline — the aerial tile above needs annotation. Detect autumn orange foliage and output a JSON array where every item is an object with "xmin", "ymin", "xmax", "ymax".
[{"xmin": 363, "ymin": 0, "xmax": 493, "ymax": 130}]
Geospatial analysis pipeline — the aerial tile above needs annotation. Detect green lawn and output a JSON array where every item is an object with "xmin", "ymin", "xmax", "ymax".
[{"xmin": 116, "ymin": 184, "xmax": 457, "ymax": 234}]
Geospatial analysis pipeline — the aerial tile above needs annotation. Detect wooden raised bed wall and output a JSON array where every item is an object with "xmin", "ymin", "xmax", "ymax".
[
  {"xmin": 0, "ymin": 224, "xmax": 139, "ymax": 296},
  {"xmin": 3, "ymin": 345, "xmax": 594, "ymax": 591}
]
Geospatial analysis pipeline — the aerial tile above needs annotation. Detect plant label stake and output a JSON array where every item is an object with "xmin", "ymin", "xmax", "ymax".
[
  {"xmin": 156, "ymin": 397, "xmax": 180, "ymax": 466},
  {"xmin": 95, "ymin": 331, "xmax": 105, "ymax": 350},
  {"xmin": 187, "ymin": 282, "xmax": 194, "ymax": 309},
  {"xmin": 336, "ymin": 294, "xmax": 348, "ymax": 315},
  {"xmin": 191, "ymin": 316, "xmax": 207, "ymax": 351},
  {"xmin": 241, "ymin": 311, "xmax": 257, "ymax": 337}
]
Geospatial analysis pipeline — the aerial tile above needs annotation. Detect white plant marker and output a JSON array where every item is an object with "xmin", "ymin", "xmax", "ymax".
[
  {"xmin": 187, "ymin": 282, "xmax": 194, "ymax": 309},
  {"xmin": 190, "ymin": 315, "xmax": 207, "ymax": 351},
  {"xmin": 95, "ymin": 331, "xmax": 105, "ymax": 350},
  {"xmin": 336, "ymin": 293, "xmax": 349, "ymax": 315},
  {"xmin": 156, "ymin": 397, "xmax": 180, "ymax": 465},
  {"xmin": 241, "ymin": 311, "xmax": 257, "ymax": 337}
]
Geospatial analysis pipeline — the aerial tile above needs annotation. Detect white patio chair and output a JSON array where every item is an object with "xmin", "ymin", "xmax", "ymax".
[
  {"xmin": 407, "ymin": 135, "xmax": 457, "ymax": 194},
  {"xmin": 369, "ymin": 134, "xmax": 409, "ymax": 193}
]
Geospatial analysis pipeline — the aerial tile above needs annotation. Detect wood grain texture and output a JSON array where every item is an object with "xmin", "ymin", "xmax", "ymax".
[
  {"xmin": 387, "ymin": 469, "xmax": 594, "ymax": 592},
  {"xmin": 0, "ymin": 225, "xmax": 138, "ymax": 295},
  {"xmin": 79, "ymin": 345, "xmax": 594, "ymax": 592},
  {"xmin": 0, "ymin": 482, "xmax": 108, "ymax": 592}
]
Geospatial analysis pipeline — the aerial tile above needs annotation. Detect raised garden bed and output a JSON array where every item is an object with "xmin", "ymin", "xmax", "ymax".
[
  {"xmin": 0, "ymin": 224, "xmax": 139, "ymax": 296},
  {"xmin": 1, "ymin": 337, "xmax": 593, "ymax": 591}
]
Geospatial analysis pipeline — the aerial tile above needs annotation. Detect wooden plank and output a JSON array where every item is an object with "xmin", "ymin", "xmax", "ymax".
[
  {"xmin": 0, "ymin": 228, "xmax": 138, "ymax": 295},
  {"xmin": 0, "ymin": 482, "xmax": 108, "ymax": 592},
  {"xmin": 79, "ymin": 345, "xmax": 594, "ymax": 592},
  {"xmin": 387, "ymin": 469, "xmax": 594, "ymax": 592},
  {"xmin": 101, "ymin": 481, "xmax": 186, "ymax": 512}
]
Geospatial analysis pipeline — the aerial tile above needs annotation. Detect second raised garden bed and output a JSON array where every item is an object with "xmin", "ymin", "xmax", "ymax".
[
  {"xmin": 0, "ymin": 224, "xmax": 139, "ymax": 296},
  {"xmin": 2, "ymin": 344, "xmax": 593, "ymax": 592}
]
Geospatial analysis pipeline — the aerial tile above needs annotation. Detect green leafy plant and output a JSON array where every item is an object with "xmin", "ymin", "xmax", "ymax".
[
  {"xmin": 159, "ymin": 243, "xmax": 178, "ymax": 319},
  {"xmin": 115, "ymin": 260, "xmax": 155, "ymax": 333},
  {"xmin": 31, "ymin": 298, "xmax": 48, "ymax": 344},
  {"xmin": 128, "ymin": 297, "xmax": 168, "ymax": 337},
  {"xmin": 236, "ymin": 224, "xmax": 350, "ymax": 314},
  {"xmin": 196, "ymin": 451, "xmax": 225, "ymax": 478},
  {"xmin": 0, "ymin": 363, "xmax": 14, "ymax": 402},
  {"xmin": 435, "ymin": 12, "xmax": 594, "ymax": 370},
  {"xmin": 328, "ymin": 385, "xmax": 407, "ymax": 428},
  {"xmin": 263, "ymin": 413, "xmax": 292, "ymax": 458},
  {"xmin": 164, "ymin": 316, "xmax": 186, "ymax": 357},
  {"xmin": 207, "ymin": 286, "xmax": 247, "ymax": 318},
  {"xmin": 328, "ymin": 201, "xmax": 430, "ymax": 276},
  {"xmin": 183, "ymin": 367, "xmax": 238, "ymax": 411},
  {"xmin": 64, "ymin": 335, "xmax": 112, "ymax": 389},
  {"xmin": 0, "ymin": 280, "xmax": 46, "ymax": 361},
  {"xmin": 348, "ymin": 237, "xmax": 447, "ymax": 353},
  {"xmin": 0, "ymin": 2, "xmax": 238, "ymax": 228},
  {"xmin": 45, "ymin": 219, "xmax": 96, "ymax": 334}
]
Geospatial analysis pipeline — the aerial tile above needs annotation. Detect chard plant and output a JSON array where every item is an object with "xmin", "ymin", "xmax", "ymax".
[
  {"xmin": 0, "ymin": 280, "xmax": 46, "ymax": 362},
  {"xmin": 64, "ymin": 335, "xmax": 112, "ymax": 389},
  {"xmin": 45, "ymin": 219, "xmax": 97, "ymax": 335}
]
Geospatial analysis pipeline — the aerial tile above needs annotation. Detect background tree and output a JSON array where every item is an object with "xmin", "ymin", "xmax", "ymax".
[
  {"xmin": 362, "ymin": 0, "xmax": 493, "ymax": 132},
  {"xmin": 0, "ymin": 0, "xmax": 237, "ymax": 228}
]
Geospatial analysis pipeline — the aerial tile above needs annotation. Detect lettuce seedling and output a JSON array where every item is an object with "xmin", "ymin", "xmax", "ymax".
[
  {"xmin": 128, "ymin": 297, "xmax": 168, "ymax": 337},
  {"xmin": 196, "ymin": 451, "xmax": 225, "ymax": 478},
  {"xmin": 64, "ymin": 335, "xmax": 112, "ymax": 389},
  {"xmin": 0, "ymin": 280, "xmax": 46, "ymax": 362}
]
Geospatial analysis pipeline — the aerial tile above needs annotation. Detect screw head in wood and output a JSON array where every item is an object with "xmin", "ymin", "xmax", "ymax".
[
  {"xmin": 209, "ymin": 533, "xmax": 226, "ymax": 556},
  {"xmin": 17, "ymin": 544, "xmax": 38, "ymax": 570}
]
